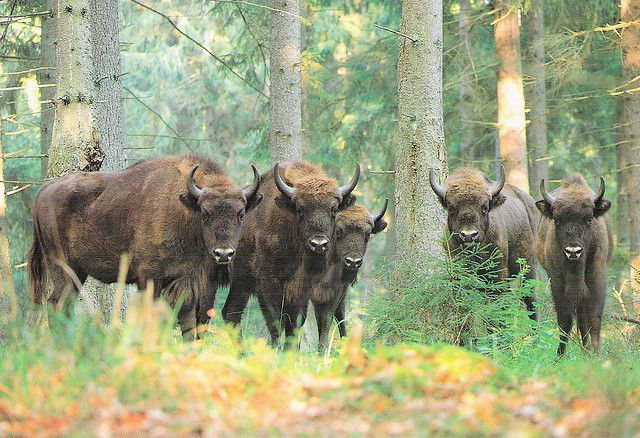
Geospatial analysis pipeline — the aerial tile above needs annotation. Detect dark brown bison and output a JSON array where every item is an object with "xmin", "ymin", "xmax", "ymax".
[
  {"xmin": 429, "ymin": 166, "xmax": 538, "ymax": 320},
  {"xmin": 536, "ymin": 174, "xmax": 612, "ymax": 354},
  {"xmin": 221, "ymin": 161, "xmax": 359, "ymax": 346},
  {"xmin": 311, "ymin": 200, "xmax": 387, "ymax": 351},
  {"xmin": 28, "ymin": 155, "xmax": 262, "ymax": 337}
]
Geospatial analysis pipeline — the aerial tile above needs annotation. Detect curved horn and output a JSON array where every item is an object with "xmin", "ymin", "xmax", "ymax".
[
  {"xmin": 338, "ymin": 164, "xmax": 360, "ymax": 198},
  {"xmin": 429, "ymin": 168, "xmax": 446, "ymax": 199},
  {"xmin": 274, "ymin": 162, "xmax": 295, "ymax": 199},
  {"xmin": 187, "ymin": 165, "xmax": 204, "ymax": 199},
  {"xmin": 540, "ymin": 179, "xmax": 555, "ymax": 205},
  {"xmin": 371, "ymin": 198, "xmax": 388, "ymax": 224},
  {"xmin": 489, "ymin": 165, "xmax": 506, "ymax": 197},
  {"xmin": 593, "ymin": 176, "xmax": 606, "ymax": 203},
  {"xmin": 242, "ymin": 164, "xmax": 260, "ymax": 199}
]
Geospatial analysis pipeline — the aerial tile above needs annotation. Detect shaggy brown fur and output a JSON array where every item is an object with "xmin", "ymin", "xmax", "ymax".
[
  {"xmin": 221, "ymin": 161, "xmax": 358, "ymax": 346},
  {"xmin": 433, "ymin": 166, "xmax": 538, "ymax": 320},
  {"xmin": 310, "ymin": 204, "xmax": 387, "ymax": 351},
  {"xmin": 535, "ymin": 173, "xmax": 612, "ymax": 354},
  {"xmin": 28, "ymin": 155, "xmax": 262, "ymax": 336}
]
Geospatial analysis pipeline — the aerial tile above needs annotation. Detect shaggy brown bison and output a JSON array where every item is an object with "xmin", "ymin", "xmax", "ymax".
[
  {"xmin": 536, "ymin": 174, "xmax": 612, "ymax": 355},
  {"xmin": 221, "ymin": 161, "xmax": 359, "ymax": 346},
  {"xmin": 429, "ymin": 166, "xmax": 538, "ymax": 320},
  {"xmin": 311, "ymin": 200, "xmax": 388, "ymax": 352},
  {"xmin": 28, "ymin": 155, "xmax": 262, "ymax": 337}
]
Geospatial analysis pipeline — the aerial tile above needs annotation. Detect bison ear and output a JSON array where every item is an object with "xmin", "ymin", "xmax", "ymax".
[
  {"xmin": 274, "ymin": 194, "xmax": 295, "ymax": 211},
  {"xmin": 594, "ymin": 199, "xmax": 611, "ymax": 217},
  {"xmin": 179, "ymin": 192, "xmax": 199, "ymax": 211},
  {"xmin": 246, "ymin": 191, "xmax": 263, "ymax": 212},
  {"xmin": 338, "ymin": 193, "xmax": 357, "ymax": 210},
  {"xmin": 372, "ymin": 218, "xmax": 388, "ymax": 234},
  {"xmin": 490, "ymin": 193, "xmax": 506, "ymax": 209},
  {"xmin": 535, "ymin": 200, "xmax": 553, "ymax": 218}
]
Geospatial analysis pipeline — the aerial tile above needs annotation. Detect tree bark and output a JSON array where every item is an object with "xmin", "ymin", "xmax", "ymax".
[
  {"xmin": 394, "ymin": 0, "xmax": 447, "ymax": 271},
  {"xmin": 621, "ymin": 0, "xmax": 640, "ymax": 306},
  {"xmin": 457, "ymin": 0, "xmax": 475, "ymax": 161},
  {"xmin": 0, "ymin": 121, "xmax": 17, "ymax": 323},
  {"xmin": 494, "ymin": 0, "xmax": 529, "ymax": 192},
  {"xmin": 524, "ymin": 0, "xmax": 548, "ymax": 191},
  {"xmin": 269, "ymin": 0, "xmax": 303, "ymax": 163},
  {"xmin": 38, "ymin": 0, "xmax": 56, "ymax": 178}
]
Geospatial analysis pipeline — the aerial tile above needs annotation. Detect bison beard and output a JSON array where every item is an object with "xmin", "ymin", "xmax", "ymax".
[
  {"xmin": 222, "ymin": 161, "xmax": 359, "ymax": 347},
  {"xmin": 27, "ymin": 155, "xmax": 262, "ymax": 337},
  {"xmin": 430, "ymin": 166, "xmax": 539, "ymax": 322},
  {"xmin": 536, "ymin": 174, "xmax": 612, "ymax": 355}
]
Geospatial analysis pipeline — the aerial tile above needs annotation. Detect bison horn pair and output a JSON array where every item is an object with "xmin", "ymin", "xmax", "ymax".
[
  {"xmin": 187, "ymin": 164, "xmax": 261, "ymax": 200},
  {"xmin": 274, "ymin": 162, "xmax": 360, "ymax": 200},
  {"xmin": 540, "ymin": 176, "xmax": 606, "ymax": 205},
  {"xmin": 370, "ymin": 198, "xmax": 388, "ymax": 224},
  {"xmin": 429, "ymin": 165, "xmax": 506, "ymax": 199}
]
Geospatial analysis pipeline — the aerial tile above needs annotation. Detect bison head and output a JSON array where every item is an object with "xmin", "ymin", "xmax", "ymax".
[
  {"xmin": 334, "ymin": 200, "xmax": 388, "ymax": 271},
  {"xmin": 537, "ymin": 175, "xmax": 611, "ymax": 261},
  {"xmin": 429, "ymin": 166, "xmax": 506, "ymax": 245},
  {"xmin": 179, "ymin": 165, "xmax": 263, "ymax": 264},
  {"xmin": 274, "ymin": 162, "xmax": 359, "ymax": 254}
]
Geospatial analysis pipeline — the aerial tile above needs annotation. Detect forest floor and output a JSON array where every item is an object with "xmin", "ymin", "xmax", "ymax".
[{"xmin": 1, "ymin": 298, "xmax": 639, "ymax": 437}]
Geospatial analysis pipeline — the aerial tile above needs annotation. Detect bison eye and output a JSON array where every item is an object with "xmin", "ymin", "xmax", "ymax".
[
  {"xmin": 586, "ymin": 217, "xmax": 593, "ymax": 225},
  {"xmin": 481, "ymin": 204, "xmax": 489, "ymax": 214}
]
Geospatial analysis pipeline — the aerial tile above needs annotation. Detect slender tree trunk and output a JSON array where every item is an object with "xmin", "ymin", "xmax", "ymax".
[
  {"xmin": 616, "ymin": 137, "xmax": 629, "ymax": 245},
  {"xmin": 458, "ymin": 0, "xmax": 475, "ymax": 161},
  {"xmin": 38, "ymin": 0, "xmax": 56, "ymax": 178},
  {"xmin": 85, "ymin": 0, "xmax": 128, "ymax": 319},
  {"xmin": 621, "ymin": 0, "xmax": 640, "ymax": 304},
  {"xmin": 394, "ymin": 0, "xmax": 447, "ymax": 272},
  {"xmin": 524, "ymin": 0, "xmax": 548, "ymax": 191},
  {"xmin": 494, "ymin": 0, "xmax": 529, "ymax": 192},
  {"xmin": 0, "ymin": 121, "xmax": 17, "ymax": 323},
  {"xmin": 269, "ymin": 0, "xmax": 303, "ymax": 163},
  {"xmin": 48, "ymin": 0, "xmax": 104, "ymax": 177}
]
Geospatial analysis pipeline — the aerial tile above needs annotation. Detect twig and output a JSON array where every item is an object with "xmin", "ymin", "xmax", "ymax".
[
  {"xmin": 374, "ymin": 23, "xmax": 417, "ymax": 43},
  {"xmin": 5, "ymin": 184, "xmax": 31, "ymax": 196},
  {"xmin": 123, "ymin": 86, "xmax": 193, "ymax": 152},
  {"xmin": 214, "ymin": 0, "xmax": 309, "ymax": 24},
  {"xmin": 0, "ymin": 83, "xmax": 56, "ymax": 92},
  {"xmin": 0, "ymin": 10, "xmax": 51, "ymax": 22},
  {"xmin": 130, "ymin": 0, "xmax": 266, "ymax": 98},
  {"xmin": 0, "ymin": 66, "xmax": 54, "ymax": 77},
  {"xmin": 95, "ymin": 71, "xmax": 129, "ymax": 86},
  {"xmin": 612, "ymin": 314, "xmax": 640, "ymax": 326}
]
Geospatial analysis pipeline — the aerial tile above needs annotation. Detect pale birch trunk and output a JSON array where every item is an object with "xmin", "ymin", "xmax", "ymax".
[
  {"xmin": 458, "ymin": 0, "xmax": 475, "ymax": 161},
  {"xmin": 38, "ymin": 0, "xmax": 56, "ymax": 177}
]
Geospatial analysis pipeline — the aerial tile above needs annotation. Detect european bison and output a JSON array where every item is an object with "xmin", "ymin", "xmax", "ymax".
[
  {"xmin": 429, "ymin": 166, "xmax": 538, "ymax": 320},
  {"xmin": 536, "ymin": 174, "xmax": 612, "ymax": 354},
  {"xmin": 311, "ymin": 200, "xmax": 388, "ymax": 352},
  {"xmin": 28, "ymin": 155, "xmax": 262, "ymax": 337},
  {"xmin": 221, "ymin": 161, "xmax": 359, "ymax": 346}
]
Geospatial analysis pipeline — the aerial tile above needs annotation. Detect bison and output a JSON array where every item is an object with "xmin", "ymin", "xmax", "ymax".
[
  {"xmin": 28, "ymin": 155, "xmax": 262, "ymax": 337},
  {"xmin": 221, "ymin": 161, "xmax": 359, "ymax": 346},
  {"xmin": 536, "ymin": 174, "xmax": 612, "ymax": 355},
  {"xmin": 429, "ymin": 166, "xmax": 538, "ymax": 320},
  {"xmin": 311, "ymin": 200, "xmax": 388, "ymax": 352}
]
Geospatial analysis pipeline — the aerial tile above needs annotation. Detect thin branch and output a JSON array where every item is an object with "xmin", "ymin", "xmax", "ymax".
[
  {"xmin": 374, "ymin": 23, "xmax": 417, "ymax": 44},
  {"xmin": 0, "ymin": 10, "xmax": 51, "ymax": 22},
  {"xmin": 612, "ymin": 314, "xmax": 640, "ymax": 326},
  {"xmin": 0, "ymin": 83, "xmax": 56, "ymax": 92},
  {"xmin": 0, "ymin": 67, "xmax": 55, "ymax": 77},
  {"xmin": 130, "ymin": 0, "xmax": 266, "ymax": 98},
  {"xmin": 123, "ymin": 86, "xmax": 193, "ymax": 152},
  {"xmin": 5, "ymin": 184, "xmax": 31, "ymax": 196},
  {"xmin": 214, "ymin": 0, "xmax": 309, "ymax": 23}
]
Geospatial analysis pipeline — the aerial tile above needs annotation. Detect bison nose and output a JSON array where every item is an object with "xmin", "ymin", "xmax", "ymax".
[
  {"xmin": 344, "ymin": 256, "xmax": 363, "ymax": 270},
  {"xmin": 213, "ymin": 247, "xmax": 236, "ymax": 264},
  {"xmin": 308, "ymin": 236, "xmax": 330, "ymax": 253},
  {"xmin": 459, "ymin": 229, "xmax": 479, "ymax": 242},
  {"xmin": 564, "ymin": 246, "xmax": 583, "ymax": 260}
]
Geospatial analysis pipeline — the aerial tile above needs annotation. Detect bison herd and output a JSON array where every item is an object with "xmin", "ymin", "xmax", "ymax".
[{"xmin": 27, "ymin": 155, "xmax": 612, "ymax": 355}]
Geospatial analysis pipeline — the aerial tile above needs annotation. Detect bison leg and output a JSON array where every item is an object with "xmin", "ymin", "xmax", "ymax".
[
  {"xmin": 315, "ymin": 302, "xmax": 336, "ymax": 353},
  {"xmin": 551, "ymin": 278, "xmax": 573, "ymax": 355},
  {"xmin": 576, "ymin": 304, "xmax": 592, "ymax": 351},
  {"xmin": 334, "ymin": 298, "xmax": 347, "ymax": 338},
  {"xmin": 222, "ymin": 275, "xmax": 255, "ymax": 326},
  {"xmin": 255, "ymin": 283, "xmax": 285, "ymax": 346},
  {"xmin": 282, "ymin": 302, "xmax": 308, "ymax": 350},
  {"xmin": 178, "ymin": 299, "xmax": 198, "ymax": 341}
]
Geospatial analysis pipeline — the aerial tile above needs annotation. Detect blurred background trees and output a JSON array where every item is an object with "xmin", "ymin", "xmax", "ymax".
[{"xmin": 0, "ymin": 0, "xmax": 638, "ymax": 317}]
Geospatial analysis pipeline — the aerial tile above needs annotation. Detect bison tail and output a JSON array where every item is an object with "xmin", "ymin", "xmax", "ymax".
[{"xmin": 27, "ymin": 219, "xmax": 47, "ymax": 305}]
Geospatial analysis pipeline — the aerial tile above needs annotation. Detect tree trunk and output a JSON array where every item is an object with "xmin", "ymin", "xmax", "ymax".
[
  {"xmin": 457, "ymin": 0, "xmax": 474, "ymax": 161},
  {"xmin": 0, "ymin": 121, "xmax": 17, "ymax": 323},
  {"xmin": 48, "ymin": 0, "xmax": 104, "ymax": 177},
  {"xmin": 494, "ymin": 0, "xmax": 529, "ymax": 192},
  {"xmin": 84, "ymin": 0, "xmax": 128, "ymax": 320},
  {"xmin": 394, "ymin": 0, "xmax": 447, "ymax": 272},
  {"xmin": 621, "ymin": 0, "xmax": 640, "ymax": 306},
  {"xmin": 38, "ymin": 0, "xmax": 56, "ymax": 178},
  {"xmin": 524, "ymin": 0, "xmax": 548, "ymax": 192},
  {"xmin": 269, "ymin": 0, "xmax": 303, "ymax": 163}
]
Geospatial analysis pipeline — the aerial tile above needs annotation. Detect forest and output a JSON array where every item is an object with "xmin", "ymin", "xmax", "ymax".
[{"xmin": 1, "ymin": 0, "xmax": 640, "ymax": 435}]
